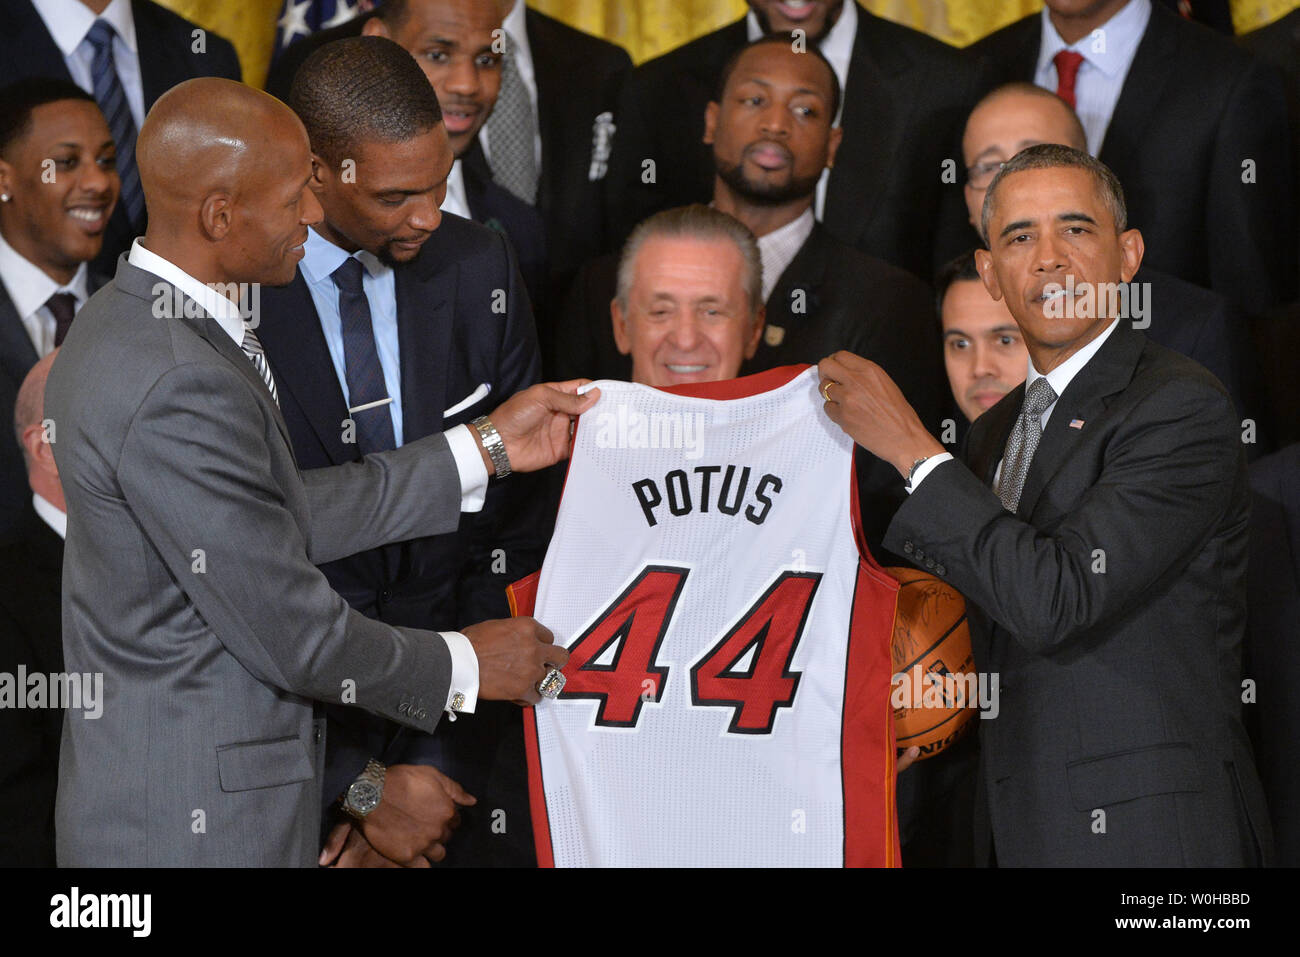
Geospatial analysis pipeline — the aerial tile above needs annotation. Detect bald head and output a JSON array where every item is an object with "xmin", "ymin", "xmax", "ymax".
[
  {"xmin": 962, "ymin": 82, "xmax": 1089, "ymax": 231},
  {"xmin": 14, "ymin": 350, "xmax": 57, "ymax": 458},
  {"xmin": 137, "ymin": 78, "xmax": 321, "ymax": 287}
]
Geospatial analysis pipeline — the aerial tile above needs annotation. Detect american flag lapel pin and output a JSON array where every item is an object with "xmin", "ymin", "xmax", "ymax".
[{"xmin": 1068, "ymin": 418, "xmax": 1085, "ymax": 429}]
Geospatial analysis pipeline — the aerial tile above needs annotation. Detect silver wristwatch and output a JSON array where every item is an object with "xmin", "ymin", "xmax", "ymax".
[
  {"xmin": 471, "ymin": 415, "xmax": 512, "ymax": 479},
  {"xmin": 342, "ymin": 759, "xmax": 386, "ymax": 821}
]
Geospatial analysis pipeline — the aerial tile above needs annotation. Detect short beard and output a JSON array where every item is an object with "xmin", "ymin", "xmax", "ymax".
[
  {"xmin": 751, "ymin": 1, "xmax": 844, "ymax": 44},
  {"xmin": 716, "ymin": 157, "xmax": 820, "ymax": 206}
]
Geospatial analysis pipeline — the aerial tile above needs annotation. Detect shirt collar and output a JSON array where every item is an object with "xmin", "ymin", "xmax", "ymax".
[
  {"xmin": 0, "ymin": 226, "xmax": 88, "ymax": 321},
  {"xmin": 1025, "ymin": 317, "xmax": 1121, "ymax": 401},
  {"xmin": 33, "ymin": 0, "xmax": 138, "ymax": 57},
  {"xmin": 1037, "ymin": 0, "xmax": 1150, "ymax": 79},
  {"xmin": 300, "ymin": 226, "xmax": 390, "ymax": 288},
  {"xmin": 746, "ymin": 2, "xmax": 856, "ymax": 111},
  {"xmin": 32, "ymin": 493, "xmax": 66, "ymax": 540},
  {"xmin": 756, "ymin": 208, "xmax": 815, "ymax": 300},
  {"xmin": 126, "ymin": 238, "xmax": 245, "ymax": 345}
]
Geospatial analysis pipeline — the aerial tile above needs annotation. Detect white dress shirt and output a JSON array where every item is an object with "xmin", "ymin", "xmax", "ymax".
[
  {"xmin": 32, "ymin": 0, "xmax": 146, "ymax": 131},
  {"xmin": 756, "ymin": 207, "xmax": 815, "ymax": 301},
  {"xmin": 0, "ymin": 227, "xmax": 89, "ymax": 357},
  {"xmin": 747, "ymin": 0, "xmax": 856, "ymax": 221},
  {"xmin": 478, "ymin": 0, "xmax": 543, "ymax": 170},
  {"xmin": 1033, "ymin": 0, "xmax": 1152, "ymax": 156},
  {"xmin": 32, "ymin": 494, "xmax": 66, "ymax": 539},
  {"xmin": 126, "ymin": 239, "xmax": 483, "ymax": 715},
  {"xmin": 909, "ymin": 318, "xmax": 1122, "ymax": 494},
  {"xmin": 439, "ymin": 158, "xmax": 472, "ymax": 220}
]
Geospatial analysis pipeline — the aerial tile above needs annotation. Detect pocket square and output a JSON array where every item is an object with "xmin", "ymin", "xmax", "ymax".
[{"xmin": 444, "ymin": 382, "xmax": 492, "ymax": 418}]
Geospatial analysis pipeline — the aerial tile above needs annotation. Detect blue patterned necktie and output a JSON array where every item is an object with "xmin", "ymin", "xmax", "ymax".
[
  {"xmin": 332, "ymin": 257, "xmax": 396, "ymax": 455},
  {"xmin": 85, "ymin": 19, "xmax": 145, "ymax": 229}
]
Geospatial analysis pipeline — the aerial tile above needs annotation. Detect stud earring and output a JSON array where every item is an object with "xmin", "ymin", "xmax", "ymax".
[{"xmin": 0, "ymin": 194, "xmax": 9, "ymax": 202}]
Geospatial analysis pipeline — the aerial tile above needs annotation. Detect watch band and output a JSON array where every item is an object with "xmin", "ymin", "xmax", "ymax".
[
  {"xmin": 342, "ymin": 758, "xmax": 386, "ymax": 822},
  {"xmin": 904, "ymin": 455, "xmax": 932, "ymax": 491},
  {"xmin": 471, "ymin": 415, "xmax": 511, "ymax": 480}
]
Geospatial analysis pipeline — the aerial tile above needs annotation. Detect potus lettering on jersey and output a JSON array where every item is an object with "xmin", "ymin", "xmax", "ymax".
[{"xmin": 632, "ymin": 465, "xmax": 784, "ymax": 527}]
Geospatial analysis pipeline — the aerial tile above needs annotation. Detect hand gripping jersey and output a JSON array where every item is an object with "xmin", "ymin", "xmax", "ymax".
[{"xmin": 510, "ymin": 366, "xmax": 900, "ymax": 866}]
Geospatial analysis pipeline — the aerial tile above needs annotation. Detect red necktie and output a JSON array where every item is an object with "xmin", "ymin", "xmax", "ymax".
[{"xmin": 1053, "ymin": 50, "xmax": 1085, "ymax": 109}]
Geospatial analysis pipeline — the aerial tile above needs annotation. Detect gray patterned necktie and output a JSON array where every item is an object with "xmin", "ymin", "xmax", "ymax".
[
  {"xmin": 998, "ymin": 377, "xmax": 1057, "ymax": 512},
  {"xmin": 241, "ymin": 324, "xmax": 280, "ymax": 408},
  {"xmin": 485, "ymin": 31, "xmax": 539, "ymax": 204}
]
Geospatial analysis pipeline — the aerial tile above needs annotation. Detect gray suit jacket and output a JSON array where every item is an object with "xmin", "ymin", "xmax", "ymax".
[{"xmin": 45, "ymin": 256, "xmax": 465, "ymax": 866}]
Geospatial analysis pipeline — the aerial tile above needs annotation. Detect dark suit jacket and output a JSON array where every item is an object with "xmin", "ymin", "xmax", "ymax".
[
  {"xmin": 257, "ymin": 214, "xmax": 544, "ymax": 866},
  {"xmin": 1245, "ymin": 442, "xmax": 1300, "ymax": 867},
  {"xmin": 265, "ymin": 9, "xmax": 631, "ymax": 371},
  {"xmin": 0, "ymin": 273, "xmax": 107, "ymax": 544},
  {"xmin": 884, "ymin": 323, "xmax": 1271, "ymax": 866},
  {"xmin": 0, "ymin": 515, "xmax": 63, "ymax": 866},
  {"xmin": 0, "ymin": 0, "xmax": 241, "ymax": 273},
  {"xmin": 602, "ymin": 3, "xmax": 987, "ymax": 281},
  {"xmin": 968, "ymin": 4, "xmax": 1297, "ymax": 316},
  {"xmin": 461, "ymin": 140, "xmax": 548, "ymax": 310}
]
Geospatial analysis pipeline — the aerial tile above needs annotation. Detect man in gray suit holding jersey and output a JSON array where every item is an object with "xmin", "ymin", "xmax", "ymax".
[{"xmin": 44, "ymin": 77, "xmax": 596, "ymax": 867}]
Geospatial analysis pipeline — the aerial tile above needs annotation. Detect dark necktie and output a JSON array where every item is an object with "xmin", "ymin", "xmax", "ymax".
[
  {"xmin": 46, "ymin": 292, "xmax": 77, "ymax": 347},
  {"xmin": 998, "ymin": 377, "xmax": 1058, "ymax": 512},
  {"xmin": 1053, "ymin": 50, "xmax": 1085, "ymax": 110},
  {"xmin": 332, "ymin": 257, "xmax": 396, "ymax": 455},
  {"xmin": 485, "ymin": 31, "xmax": 539, "ymax": 205},
  {"xmin": 86, "ymin": 19, "xmax": 145, "ymax": 229}
]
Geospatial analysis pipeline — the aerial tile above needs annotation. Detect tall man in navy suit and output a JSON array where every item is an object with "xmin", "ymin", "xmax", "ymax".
[
  {"xmin": 821, "ymin": 145, "xmax": 1270, "ymax": 866},
  {"xmin": 0, "ymin": 1, "xmax": 241, "ymax": 270},
  {"xmin": 260, "ymin": 36, "xmax": 546, "ymax": 867},
  {"xmin": 0, "ymin": 78, "xmax": 118, "ymax": 543}
]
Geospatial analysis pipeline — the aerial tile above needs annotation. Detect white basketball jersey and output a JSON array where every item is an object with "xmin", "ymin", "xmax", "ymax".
[{"xmin": 514, "ymin": 366, "xmax": 900, "ymax": 867}]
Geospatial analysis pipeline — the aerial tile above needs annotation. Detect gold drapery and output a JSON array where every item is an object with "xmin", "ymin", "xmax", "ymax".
[{"xmin": 157, "ymin": 1, "xmax": 1300, "ymax": 90}]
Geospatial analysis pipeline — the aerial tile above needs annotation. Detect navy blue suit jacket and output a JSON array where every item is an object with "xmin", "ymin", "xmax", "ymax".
[{"xmin": 257, "ymin": 214, "xmax": 545, "ymax": 865}]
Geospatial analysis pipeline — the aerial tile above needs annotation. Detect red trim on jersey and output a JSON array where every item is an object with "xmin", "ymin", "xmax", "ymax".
[
  {"xmin": 843, "ymin": 450, "xmax": 902, "ymax": 866},
  {"xmin": 842, "ymin": 560, "xmax": 902, "ymax": 867},
  {"xmin": 507, "ymin": 572, "xmax": 556, "ymax": 868},
  {"xmin": 656, "ymin": 364, "xmax": 809, "ymax": 399}
]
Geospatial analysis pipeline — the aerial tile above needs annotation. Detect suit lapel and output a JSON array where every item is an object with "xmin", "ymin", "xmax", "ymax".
[
  {"xmin": 261, "ymin": 275, "xmax": 355, "ymax": 464},
  {"xmin": 395, "ymin": 249, "xmax": 454, "ymax": 442},
  {"xmin": 525, "ymin": 8, "xmax": 564, "ymax": 213},
  {"xmin": 1097, "ymin": 7, "xmax": 1177, "ymax": 163},
  {"xmin": 968, "ymin": 386, "xmax": 1021, "ymax": 488},
  {"xmin": 0, "ymin": 285, "xmax": 39, "ymax": 382},
  {"xmin": 766, "ymin": 225, "xmax": 829, "ymax": 336},
  {"xmin": 10, "ymin": 3, "xmax": 76, "ymax": 85},
  {"xmin": 1016, "ymin": 324, "xmax": 1145, "ymax": 519},
  {"xmin": 133, "ymin": 1, "xmax": 184, "ymax": 108},
  {"xmin": 823, "ymin": 12, "xmax": 900, "ymax": 244}
]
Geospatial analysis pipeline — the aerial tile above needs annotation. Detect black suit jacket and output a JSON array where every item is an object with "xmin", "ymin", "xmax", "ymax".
[
  {"xmin": 885, "ymin": 323, "xmax": 1271, "ymax": 866},
  {"xmin": 257, "ymin": 215, "xmax": 544, "ymax": 865},
  {"xmin": 0, "ymin": 273, "xmax": 107, "ymax": 544},
  {"xmin": 1245, "ymin": 442, "xmax": 1300, "ymax": 867},
  {"xmin": 968, "ymin": 4, "xmax": 1297, "ymax": 316},
  {"xmin": 0, "ymin": 515, "xmax": 63, "ymax": 866},
  {"xmin": 602, "ymin": 4, "xmax": 987, "ymax": 281},
  {"xmin": 0, "ymin": 0, "xmax": 241, "ymax": 273},
  {"xmin": 461, "ymin": 140, "xmax": 548, "ymax": 310}
]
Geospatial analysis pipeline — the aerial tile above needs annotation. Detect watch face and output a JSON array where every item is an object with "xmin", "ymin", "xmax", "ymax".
[{"xmin": 347, "ymin": 780, "xmax": 381, "ymax": 816}]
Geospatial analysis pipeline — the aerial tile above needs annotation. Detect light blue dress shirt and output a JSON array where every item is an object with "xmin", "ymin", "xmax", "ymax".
[{"xmin": 299, "ymin": 227, "xmax": 405, "ymax": 447}]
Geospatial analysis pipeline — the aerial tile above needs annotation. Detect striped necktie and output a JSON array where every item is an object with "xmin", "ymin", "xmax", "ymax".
[
  {"xmin": 85, "ymin": 19, "xmax": 145, "ymax": 229},
  {"xmin": 241, "ymin": 324, "xmax": 280, "ymax": 408}
]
